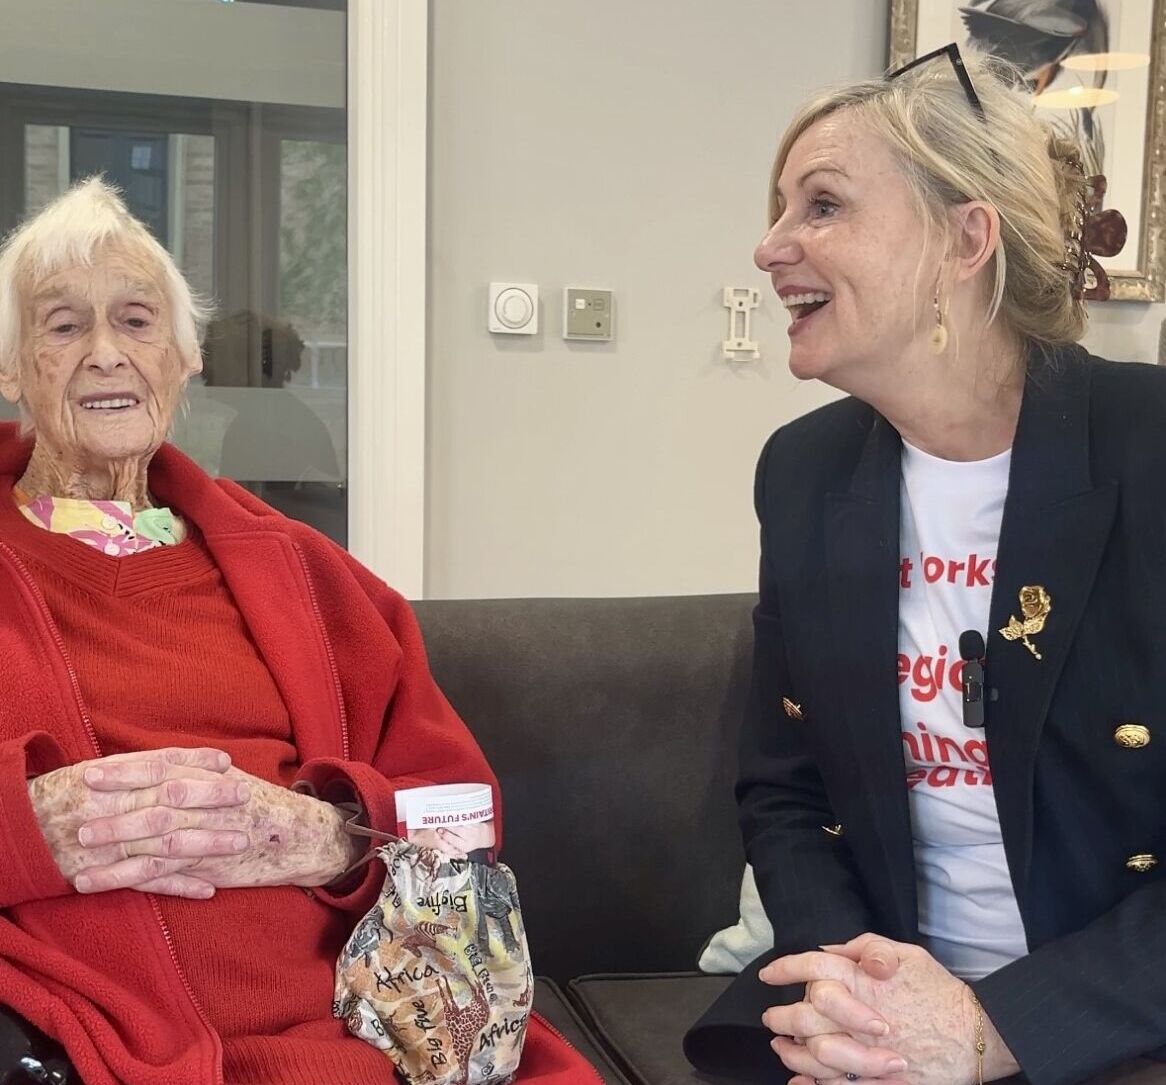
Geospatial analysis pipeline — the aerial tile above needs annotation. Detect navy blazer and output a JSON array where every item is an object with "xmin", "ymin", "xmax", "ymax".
[{"xmin": 686, "ymin": 348, "xmax": 1166, "ymax": 1085}]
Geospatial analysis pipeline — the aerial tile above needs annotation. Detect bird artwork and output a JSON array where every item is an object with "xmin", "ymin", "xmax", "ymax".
[{"xmin": 958, "ymin": 0, "xmax": 1110, "ymax": 174}]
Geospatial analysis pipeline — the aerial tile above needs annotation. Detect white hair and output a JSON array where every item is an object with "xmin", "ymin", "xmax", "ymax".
[{"xmin": 0, "ymin": 176, "xmax": 211, "ymax": 387}]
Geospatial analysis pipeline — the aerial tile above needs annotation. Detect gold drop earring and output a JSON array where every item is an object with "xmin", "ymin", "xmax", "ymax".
[{"xmin": 930, "ymin": 287, "xmax": 949, "ymax": 355}]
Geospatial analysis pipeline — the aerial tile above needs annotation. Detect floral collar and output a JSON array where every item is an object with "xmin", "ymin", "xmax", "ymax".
[{"xmin": 14, "ymin": 487, "xmax": 187, "ymax": 557}]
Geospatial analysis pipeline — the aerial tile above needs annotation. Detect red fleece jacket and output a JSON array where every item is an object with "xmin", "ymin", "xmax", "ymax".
[{"xmin": 0, "ymin": 424, "xmax": 598, "ymax": 1085}]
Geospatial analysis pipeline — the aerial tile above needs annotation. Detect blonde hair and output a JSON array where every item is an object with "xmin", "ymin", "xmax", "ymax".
[
  {"xmin": 769, "ymin": 51, "xmax": 1089, "ymax": 348},
  {"xmin": 0, "ymin": 176, "xmax": 210, "ymax": 387}
]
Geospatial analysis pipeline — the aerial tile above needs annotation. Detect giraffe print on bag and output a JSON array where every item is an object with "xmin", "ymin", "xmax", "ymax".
[
  {"xmin": 335, "ymin": 838, "xmax": 533, "ymax": 1085},
  {"xmin": 437, "ymin": 974, "xmax": 492, "ymax": 1085}
]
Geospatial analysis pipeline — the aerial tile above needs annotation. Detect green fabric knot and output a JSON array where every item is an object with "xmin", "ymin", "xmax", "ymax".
[{"xmin": 134, "ymin": 506, "xmax": 180, "ymax": 545}]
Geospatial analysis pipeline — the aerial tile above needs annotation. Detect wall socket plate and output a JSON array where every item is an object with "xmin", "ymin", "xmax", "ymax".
[{"xmin": 562, "ymin": 287, "xmax": 613, "ymax": 341}]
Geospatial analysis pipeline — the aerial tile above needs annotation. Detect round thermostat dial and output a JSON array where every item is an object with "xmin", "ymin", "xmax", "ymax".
[{"xmin": 495, "ymin": 288, "xmax": 533, "ymax": 329}]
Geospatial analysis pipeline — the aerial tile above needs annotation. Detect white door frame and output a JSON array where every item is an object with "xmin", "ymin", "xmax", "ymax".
[{"xmin": 347, "ymin": 0, "xmax": 428, "ymax": 598}]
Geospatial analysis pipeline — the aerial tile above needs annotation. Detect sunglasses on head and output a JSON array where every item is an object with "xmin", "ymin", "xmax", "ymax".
[
  {"xmin": 887, "ymin": 42, "xmax": 986, "ymax": 119},
  {"xmin": 886, "ymin": 42, "xmax": 1127, "ymax": 301}
]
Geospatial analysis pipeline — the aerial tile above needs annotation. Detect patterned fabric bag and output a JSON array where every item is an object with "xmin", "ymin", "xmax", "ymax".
[{"xmin": 335, "ymin": 838, "xmax": 533, "ymax": 1085}]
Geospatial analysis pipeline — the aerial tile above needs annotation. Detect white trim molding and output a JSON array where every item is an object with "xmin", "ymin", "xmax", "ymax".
[{"xmin": 347, "ymin": 0, "xmax": 428, "ymax": 597}]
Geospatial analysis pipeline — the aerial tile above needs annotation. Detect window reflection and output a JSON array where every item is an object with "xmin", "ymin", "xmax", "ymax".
[{"xmin": 0, "ymin": 68, "xmax": 347, "ymax": 544}]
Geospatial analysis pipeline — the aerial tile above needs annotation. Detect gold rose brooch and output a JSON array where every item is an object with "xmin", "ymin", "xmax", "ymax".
[{"xmin": 999, "ymin": 585, "xmax": 1052, "ymax": 660}]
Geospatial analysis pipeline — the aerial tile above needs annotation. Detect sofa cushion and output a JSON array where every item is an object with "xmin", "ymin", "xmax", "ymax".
[
  {"xmin": 567, "ymin": 973, "xmax": 737, "ymax": 1085},
  {"xmin": 533, "ymin": 977, "xmax": 632, "ymax": 1085}
]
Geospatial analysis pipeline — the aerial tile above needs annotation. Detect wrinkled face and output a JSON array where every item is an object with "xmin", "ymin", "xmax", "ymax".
[
  {"xmin": 754, "ymin": 112, "xmax": 939, "ymax": 387},
  {"xmin": 3, "ymin": 246, "xmax": 200, "ymax": 467}
]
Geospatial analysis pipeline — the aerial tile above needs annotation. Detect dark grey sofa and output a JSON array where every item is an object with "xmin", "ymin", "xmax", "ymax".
[{"xmin": 414, "ymin": 594, "xmax": 755, "ymax": 1085}]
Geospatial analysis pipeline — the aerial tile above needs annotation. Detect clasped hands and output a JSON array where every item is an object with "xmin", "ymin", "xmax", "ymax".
[
  {"xmin": 28, "ymin": 747, "xmax": 362, "ymax": 899},
  {"xmin": 761, "ymin": 935, "xmax": 1019, "ymax": 1085}
]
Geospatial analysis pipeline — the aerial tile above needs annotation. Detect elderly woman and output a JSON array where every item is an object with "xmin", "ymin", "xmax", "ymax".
[
  {"xmin": 0, "ymin": 179, "xmax": 595, "ymax": 1085},
  {"xmin": 685, "ymin": 48, "xmax": 1166, "ymax": 1085}
]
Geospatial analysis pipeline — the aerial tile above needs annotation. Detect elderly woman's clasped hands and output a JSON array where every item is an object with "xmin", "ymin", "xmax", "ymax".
[
  {"xmin": 27, "ymin": 747, "xmax": 360, "ymax": 899},
  {"xmin": 762, "ymin": 935, "xmax": 1020, "ymax": 1085}
]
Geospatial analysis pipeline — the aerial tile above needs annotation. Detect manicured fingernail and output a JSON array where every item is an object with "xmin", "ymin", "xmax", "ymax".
[
  {"xmin": 232, "ymin": 835, "xmax": 248, "ymax": 851},
  {"xmin": 83, "ymin": 767, "xmax": 103, "ymax": 784},
  {"xmin": 74, "ymin": 875, "xmax": 92, "ymax": 893},
  {"xmin": 77, "ymin": 827, "xmax": 93, "ymax": 846},
  {"xmin": 887, "ymin": 1059, "xmax": 908, "ymax": 1074},
  {"xmin": 216, "ymin": 752, "xmax": 230, "ymax": 769},
  {"xmin": 819, "ymin": 943, "xmax": 845, "ymax": 951},
  {"xmin": 868, "ymin": 1019, "xmax": 889, "ymax": 1036},
  {"xmin": 235, "ymin": 784, "xmax": 250, "ymax": 802}
]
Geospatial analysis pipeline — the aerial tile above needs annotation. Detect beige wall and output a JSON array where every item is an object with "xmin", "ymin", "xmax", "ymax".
[
  {"xmin": 426, "ymin": 0, "xmax": 881, "ymax": 599},
  {"xmin": 0, "ymin": 0, "xmax": 343, "ymax": 107},
  {"xmin": 426, "ymin": 1, "xmax": 1163, "ymax": 600}
]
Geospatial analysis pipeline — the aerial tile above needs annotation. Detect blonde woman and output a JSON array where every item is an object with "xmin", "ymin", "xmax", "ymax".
[{"xmin": 686, "ymin": 47, "xmax": 1165, "ymax": 1085}]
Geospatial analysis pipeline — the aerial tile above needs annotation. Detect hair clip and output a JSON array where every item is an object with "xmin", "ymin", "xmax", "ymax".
[{"xmin": 1059, "ymin": 159, "xmax": 1127, "ymax": 302}]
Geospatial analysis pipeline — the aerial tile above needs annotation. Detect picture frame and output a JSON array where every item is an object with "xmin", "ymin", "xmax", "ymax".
[{"xmin": 888, "ymin": 0, "xmax": 1166, "ymax": 302}]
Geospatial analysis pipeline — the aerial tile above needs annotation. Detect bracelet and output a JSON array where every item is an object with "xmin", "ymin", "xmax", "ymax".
[{"xmin": 969, "ymin": 990, "xmax": 985, "ymax": 1085}]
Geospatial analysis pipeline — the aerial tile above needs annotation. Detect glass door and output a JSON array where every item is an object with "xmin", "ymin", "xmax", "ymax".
[{"xmin": 0, "ymin": 0, "xmax": 348, "ymax": 544}]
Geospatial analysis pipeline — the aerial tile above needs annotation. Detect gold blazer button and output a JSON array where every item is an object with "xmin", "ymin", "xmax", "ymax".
[
  {"xmin": 1114, "ymin": 724, "xmax": 1151, "ymax": 749},
  {"xmin": 822, "ymin": 824, "xmax": 844, "ymax": 837},
  {"xmin": 1126, "ymin": 854, "xmax": 1158, "ymax": 873},
  {"xmin": 782, "ymin": 697, "xmax": 804, "ymax": 721}
]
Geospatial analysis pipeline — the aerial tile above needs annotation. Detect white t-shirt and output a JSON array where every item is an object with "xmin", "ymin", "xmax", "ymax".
[{"xmin": 898, "ymin": 440, "xmax": 1028, "ymax": 980}]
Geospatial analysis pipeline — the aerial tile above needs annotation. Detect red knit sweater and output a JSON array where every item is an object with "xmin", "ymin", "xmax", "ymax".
[
  {"xmin": 0, "ymin": 426, "xmax": 599, "ymax": 1085},
  {"xmin": 4, "ymin": 510, "xmax": 382, "ymax": 1082}
]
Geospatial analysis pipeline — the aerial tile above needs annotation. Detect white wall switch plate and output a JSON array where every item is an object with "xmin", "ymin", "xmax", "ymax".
[
  {"xmin": 488, "ymin": 282, "xmax": 538, "ymax": 334},
  {"xmin": 562, "ymin": 287, "xmax": 613, "ymax": 341},
  {"xmin": 722, "ymin": 286, "xmax": 760, "ymax": 359}
]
